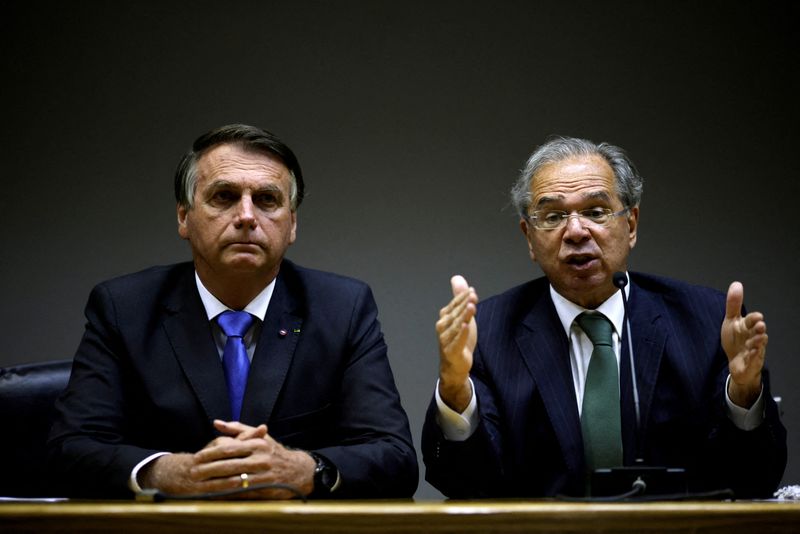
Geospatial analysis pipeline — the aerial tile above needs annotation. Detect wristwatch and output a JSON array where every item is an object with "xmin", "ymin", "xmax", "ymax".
[{"xmin": 310, "ymin": 452, "xmax": 338, "ymax": 494}]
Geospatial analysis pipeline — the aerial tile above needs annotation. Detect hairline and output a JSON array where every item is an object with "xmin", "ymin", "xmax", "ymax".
[{"xmin": 180, "ymin": 141, "xmax": 299, "ymax": 211}]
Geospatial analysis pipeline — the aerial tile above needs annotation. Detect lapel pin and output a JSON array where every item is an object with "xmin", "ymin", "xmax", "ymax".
[{"xmin": 279, "ymin": 329, "xmax": 288, "ymax": 337}]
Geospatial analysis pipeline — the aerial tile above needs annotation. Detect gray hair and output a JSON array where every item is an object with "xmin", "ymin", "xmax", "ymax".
[
  {"xmin": 510, "ymin": 137, "xmax": 643, "ymax": 217},
  {"xmin": 174, "ymin": 124, "xmax": 304, "ymax": 211}
]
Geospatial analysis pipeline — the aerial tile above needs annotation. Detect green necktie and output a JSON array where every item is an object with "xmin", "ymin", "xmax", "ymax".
[{"xmin": 576, "ymin": 312, "xmax": 623, "ymax": 472}]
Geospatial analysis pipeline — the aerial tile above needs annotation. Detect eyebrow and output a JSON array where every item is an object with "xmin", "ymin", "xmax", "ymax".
[
  {"xmin": 206, "ymin": 181, "xmax": 284, "ymax": 195},
  {"xmin": 534, "ymin": 190, "xmax": 613, "ymax": 209}
]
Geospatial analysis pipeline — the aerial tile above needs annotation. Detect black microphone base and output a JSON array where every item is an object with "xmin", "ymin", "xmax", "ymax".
[{"xmin": 591, "ymin": 466, "xmax": 687, "ymax": 497}]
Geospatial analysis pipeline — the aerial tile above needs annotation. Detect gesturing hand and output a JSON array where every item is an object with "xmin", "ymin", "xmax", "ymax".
[
  {"xmin": 435, "ymin": 275, "xmax": 478, "ymax": 413},
  {"xmin": 720, "ymin": 281, "xmax": 767, "ymax": 408}
]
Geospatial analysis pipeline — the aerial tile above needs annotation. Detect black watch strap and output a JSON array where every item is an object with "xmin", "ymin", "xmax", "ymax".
[{"xmin": 310, "ymin": 452, "xmax": 338, "ymax": 494}]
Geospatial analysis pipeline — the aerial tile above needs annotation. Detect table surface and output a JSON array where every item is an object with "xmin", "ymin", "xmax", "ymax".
[{"xmin": 2, "ymin": 499, "xmax": 800, "ymax": 533}]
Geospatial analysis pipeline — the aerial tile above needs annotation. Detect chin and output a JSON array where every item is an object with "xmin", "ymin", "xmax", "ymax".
[{"xmin": 222, "ymin": 257, "xmax": 267, "ymax": 272}]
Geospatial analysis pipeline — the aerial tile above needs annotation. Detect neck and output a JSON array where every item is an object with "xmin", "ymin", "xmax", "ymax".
[{"xmin": 196, "ymin": 266, "xmax": 278, "ymax": 310}]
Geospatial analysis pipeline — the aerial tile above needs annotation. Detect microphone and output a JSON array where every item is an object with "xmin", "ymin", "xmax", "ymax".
[
  {"xmin": 587, "ymin": 272, "xmax": 687, "ymax": 499},
  {"xmin": 613, "ymin": 272, "xmax": 641, "ymax": 439}
]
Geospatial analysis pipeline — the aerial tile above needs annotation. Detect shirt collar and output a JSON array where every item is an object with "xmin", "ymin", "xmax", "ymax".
[
  {"xmin": 549, "ymin": 272, "xmax": 630, "ymax": 337},
  {"xmin": 194, "ymin": 271, "xmax": 275, "ymax": 322}
]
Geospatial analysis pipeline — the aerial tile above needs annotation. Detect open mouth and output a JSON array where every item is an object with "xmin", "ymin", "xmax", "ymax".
[{"xmin": 566, "ymin": 255, "xmax": 596, "ymax": 267}]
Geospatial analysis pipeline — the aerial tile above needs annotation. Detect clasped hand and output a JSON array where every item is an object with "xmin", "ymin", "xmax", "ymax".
[{"xmin": 141, "ymin": 419, "xmax": 315, "ymax": 499}]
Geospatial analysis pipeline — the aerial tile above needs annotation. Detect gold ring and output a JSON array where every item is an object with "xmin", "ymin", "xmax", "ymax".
[{"xmin": 240, "ymin": 473, "xmax": 249, "ymax": 489}]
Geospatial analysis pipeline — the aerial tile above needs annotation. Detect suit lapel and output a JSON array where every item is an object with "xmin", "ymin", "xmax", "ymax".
[
  {"xmin": 161, "ymin": 267, "xmax": 231, "ymax": 423},
  {"xmin": 515, "ymin": 293, "xmax": 584, "ymax": 475},
  {"xmin": 625, "ymin": 279, "xmax": 668, "ymax": 457},
  {"xmin": 240, "ymin": 269, "xmax": 303, "ymax": 425}
]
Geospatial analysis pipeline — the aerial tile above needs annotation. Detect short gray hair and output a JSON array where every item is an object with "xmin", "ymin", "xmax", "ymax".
[{"xmin": 510, "ymin": 136, "xmax": 643, "ymax": 217}]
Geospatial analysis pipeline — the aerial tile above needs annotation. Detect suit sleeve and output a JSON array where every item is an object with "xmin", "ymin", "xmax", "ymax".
[
  {"xmin": 310, "ymin": 284, "xmax": 418, "ymax": 498},
  {"xmin": 421, "ymin": 345, "xmax": 508, "ymax": 498},
  {"xmin": 46, "ymin": 283, "xmax": 163, "ymax": 498},
  {"xmin": 701, "ymin": 366, "xmax": 787, "ymax": 498}
]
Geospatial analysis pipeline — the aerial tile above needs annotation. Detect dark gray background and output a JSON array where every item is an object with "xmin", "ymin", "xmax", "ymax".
[{"xmin": 2, "ymin": 1, "xmax": 797, "ymax": 499}]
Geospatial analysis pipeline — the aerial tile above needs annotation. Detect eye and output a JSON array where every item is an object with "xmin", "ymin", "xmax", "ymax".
[
  {"xmin": 541, "ymin": 211, "xmax": 566, "ymax": 225},
  {"xmin": 581, "ymin": 207, "xmax": 609, "ymax": 222},
  {"xmin": 256, "ymin": 193, "xmax": 276, "ymax": 204},
  {"xmin": 254, "ymin": 192, "xmax": 281, "ymax": 210},
  {"xmin": 210, "ymin": 190, "xmax": 237, "ymax": 204}
]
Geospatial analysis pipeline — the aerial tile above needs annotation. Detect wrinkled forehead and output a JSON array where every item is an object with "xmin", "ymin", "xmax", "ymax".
[
  {"xmin": 530, "ymin": 155, "xmax": 619, "ymax": 207},
  {"xmin": 196, "ymin": 143, "xmax": 291, "ymax": 184}
]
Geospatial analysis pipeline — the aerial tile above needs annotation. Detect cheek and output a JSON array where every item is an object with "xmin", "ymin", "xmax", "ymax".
[{"xmin": 529, "ymin": 236, "xmax": 558, "ymax": 261}]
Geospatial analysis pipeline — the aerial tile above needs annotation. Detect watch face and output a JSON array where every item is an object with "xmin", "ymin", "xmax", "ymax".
[
  {"xmin": 320, "ymin": 465, "xmax": 336, "ymax": 490},
  {"xmin": 313, "ymin": 454, "xmax": 336, "ymax": 491}
]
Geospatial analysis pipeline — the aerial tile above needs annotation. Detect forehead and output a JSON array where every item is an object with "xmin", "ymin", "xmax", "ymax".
[
  {"xmin": 196, "ymin": 143, "xmax": 290, "ymax": 188},
  {"xmin": 530, "ymin": 154, "xmax": 618, "ymax": 206}
]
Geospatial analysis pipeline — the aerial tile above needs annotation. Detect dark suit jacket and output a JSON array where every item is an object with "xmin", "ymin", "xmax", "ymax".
[
  {"xmin": 422, "ymin": 272, "xmax": 786, "ymax": 498},
  {"xmin": 48, "ymin": 260, "xmax": 418, "ymax": 498}
]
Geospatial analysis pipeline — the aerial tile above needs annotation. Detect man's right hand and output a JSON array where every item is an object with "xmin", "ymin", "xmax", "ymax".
[
  {"xmin": 435, "ymin": 275, "xmax": 478, "ymax": 413},
  {"xmin": 138, "ymin": 420, "xmax": 312, "ymax": 499},
  {"xmin": 139, "ymin": 453, "xmax": 200, "ymax": 495}
]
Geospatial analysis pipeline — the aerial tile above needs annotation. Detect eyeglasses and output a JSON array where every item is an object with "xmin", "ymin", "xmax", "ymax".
[{"xmin": 525, "ymin": 207, "xmax": 630, "ymax": 231}]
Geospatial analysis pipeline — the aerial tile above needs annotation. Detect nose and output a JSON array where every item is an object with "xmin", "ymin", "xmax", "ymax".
[
  {"xmin": 234, "ymin": 195, "xmax": 257, "ymax": 229},
  {"xmin": 562, "ymin": 213, "xmax": 591, "ymax": 242}
]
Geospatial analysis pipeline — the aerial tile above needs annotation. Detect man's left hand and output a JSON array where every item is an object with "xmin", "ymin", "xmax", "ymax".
[
  {"xmin": 721, "ymin": 281, "xmax": 767, "ymax": 408},
  {"xmin": 189, "ymin": 419, "xmax": 316, "ymax": 499}
]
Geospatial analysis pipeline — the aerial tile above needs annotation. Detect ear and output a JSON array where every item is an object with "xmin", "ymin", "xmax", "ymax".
[
  {"xmin": 177, "ymin": 203, "xmax": 189, "ymax": 240},
  {"xmin": 627, "ymin": 206, "xmax": 639, "ymax": 249},
  {"xmin": 520, "ymin": 218, "xmax": 536, "ymax": 262},
  {"xmin": 288, "ymin": 210, "xmax": 297, "ymax": 245}
]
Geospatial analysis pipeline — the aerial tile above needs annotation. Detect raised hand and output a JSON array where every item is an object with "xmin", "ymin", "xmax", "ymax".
[
  {"xmin": 435, "ymin": 275, "xmax": 478, "ymax": 413},
  {"xmin": 721, "ymin": 281, "xmax": 767, "ymax": 408}
]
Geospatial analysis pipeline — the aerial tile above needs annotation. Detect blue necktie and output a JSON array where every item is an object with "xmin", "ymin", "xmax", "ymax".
[
  {"xmin": 576, "ymin": 312, "xmax": 623, "ymax": 472},
  {"xmin": 216, "ymin": 310, "xmax": 254, "ymax": 421}
]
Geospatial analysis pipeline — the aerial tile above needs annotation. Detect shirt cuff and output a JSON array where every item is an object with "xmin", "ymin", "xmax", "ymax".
[
  {"xmin": 434, "ymin": 378, "xmax": 478, "ymax": 441},
  {"xmin": 128, "ymin": 452, "xmax": 171, "ymax": 493},
  {"xmin": 725, "ymin": 374, "xmax": 765, "ymax": 431}
]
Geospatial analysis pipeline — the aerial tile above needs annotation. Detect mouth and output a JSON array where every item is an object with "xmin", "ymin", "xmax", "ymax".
[
  {"xmin": 563, "ymin": 254, "xmax": 599, "ymax": 270},
  {"xmin": 226, "ymin": 241, "xmax": 262, "ymax": 249}
]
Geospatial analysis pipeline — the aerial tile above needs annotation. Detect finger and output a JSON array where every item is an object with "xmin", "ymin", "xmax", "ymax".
[
  {"xmin": 743, "ymin": 312, "xmax": 766, "ymax": 332},
  {"xmin": 214, "ymin": 420, "xmax": 250, "ymax": 435},
  {"xmin": 437, "ymin": 301, "xmax": 475, "ymax": 349},
  {"xmin": 237, "ymin": 424, "xmax": 268, "ymax": 441},
  {"xmin": 725, "ymin": 281, "xmax": 744, "ymax": 320},
  {"xmin": 437, "ymin": 293, "xmax": 473, "ymax": 337},
  {"xmin": 451, "ymin": 275, "xmax": 470, "ymax": 298},
  {"xmin": 745, "ymin": 333, "xmax": 769, "ymax": 352},
  {"xmin": 445, "ymin": 291, "xmax": 474, "ymax": 326},
  {"xmin": 213, "ymin": 420, "xmax": 268, "ymax": 440},
  {"xmin": 439, "ymin": 287, "xmax": 471, "ymax": 320},
  {"xmin": 191, "ymin": 457, "xmax": 257, "ymax": 484},
  {"xmin": 195, "ymin": 438, "xmax": 253, "ymax": 463},
  {"xmin": 446, "ymin": 321, "xmax": 472, "ymax": 353}
]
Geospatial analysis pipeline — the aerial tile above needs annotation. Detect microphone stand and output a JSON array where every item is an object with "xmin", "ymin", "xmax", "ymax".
[{"xmin": 587, "ymin": 272, "xmax": 688, "ymax": 499}]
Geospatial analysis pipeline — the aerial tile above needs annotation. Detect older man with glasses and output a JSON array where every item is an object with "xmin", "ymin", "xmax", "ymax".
[{"xmin": 422, "ymin": 136, "xmax": 786, "ymax": 499}]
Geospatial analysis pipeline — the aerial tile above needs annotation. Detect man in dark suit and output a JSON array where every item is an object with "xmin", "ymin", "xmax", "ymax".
[
  {"xmin": 48, "ymin": 124, "xmax": 417, "ymax": 499},
  {"xmin": 422, "ymin": 137, "xmax": 786, "ymax": 498}
]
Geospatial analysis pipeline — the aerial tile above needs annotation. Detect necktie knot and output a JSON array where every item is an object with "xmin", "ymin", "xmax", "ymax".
[
  {"xmin": 576, "ymin": 312, "xmax": 614, "ymax": 347},
  {"xmin": 217, "ymin": 310, "xmax": 254, "ymax": 338}
]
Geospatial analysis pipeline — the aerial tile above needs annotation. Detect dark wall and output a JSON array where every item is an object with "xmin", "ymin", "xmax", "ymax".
[{"xmin": 2, "ymin": 1, "xmax": 797, "ymax": 499}]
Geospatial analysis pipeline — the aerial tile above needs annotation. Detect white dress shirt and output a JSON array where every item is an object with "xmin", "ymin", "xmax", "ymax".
[
  {"xmin": 436, "ymin": 274, "xmax": 764, "ymax": 441},
  {"xmin": 128, "ymin": 273, "xmax": 276, "ymax": 492}
]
